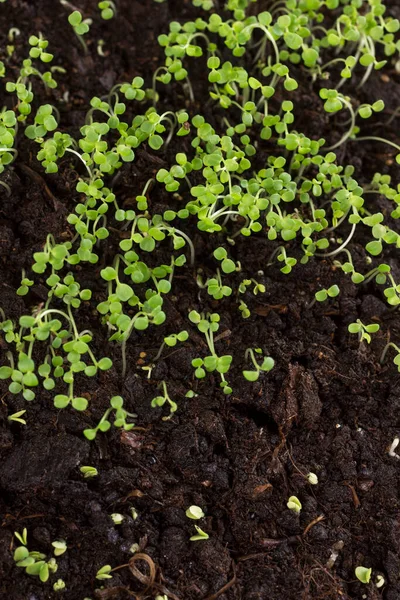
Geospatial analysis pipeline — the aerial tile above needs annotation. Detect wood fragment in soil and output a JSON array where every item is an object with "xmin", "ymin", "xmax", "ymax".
[
  {"xmin": 203, "ymin": 560, "xmax": 237, "ymax": 600},
  {"xmin": 343, "ymin": 482, "xmax": 361, "ymax": 508}
]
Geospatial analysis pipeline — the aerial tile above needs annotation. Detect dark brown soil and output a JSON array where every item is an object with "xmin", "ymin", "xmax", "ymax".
[{"xmin": 1, "ymin": 1, "xmax": 400, "ymax": 599}]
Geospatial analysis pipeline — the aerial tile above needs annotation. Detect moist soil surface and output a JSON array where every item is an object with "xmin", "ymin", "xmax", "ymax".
[{"xmin": 1, "ymin": 1, "xmax": 400, "ymax": 599}]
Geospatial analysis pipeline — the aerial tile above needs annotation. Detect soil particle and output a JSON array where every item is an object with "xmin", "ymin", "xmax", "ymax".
[{"xmin": 0, "ymin": 433, "xmax": 89, "ymax": 491}]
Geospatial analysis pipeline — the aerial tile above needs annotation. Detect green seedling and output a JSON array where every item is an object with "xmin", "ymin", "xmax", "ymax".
[
  {"xmin": 68, "ymin": 11, "xmax": 91, "ymax": 53},
  {"xmin": 186, "ymin": 505, "xmax": 205, "ymax": 520},
  {"xmin": 8, "ymin": 410, "xmax": 27, "ymax": 425},
  {"xmin": 213, "ymin": 247, "xmax": 239, "ymax": 274},
  {"xmin": 13, "ymin": 529, "xmax": 54, "ymax": 583},
  {"xmin": 348, "ymin": 320, "xmax": 380, "ymax": 344},
  {"xmin": 204, "ymin": 270, "xmax": 232, "ymax": 300},
  {"xmin": 83, "ymin": 396, "xmax": 135, "ymax": 440},
  {"xmin": 80, "ymin": 465, "xmax": 98, "ymax": 478},
  {"xmin": 380, "ymin": 342, "xmax": 400, "ymax": 372},
  {"xmin": 315, "ymin": 285, "xmax": 340, "ymax": 302},
  {"xmin": 238, "ymin": 279, "xmax": 265, "ymax": 295},
  {"xmin": 355, "ymin": 566, "xmax": 372, "ymax": 584},
  {"xmin": 53, "ymin": 580, "xmax": 66, "ymax": 592},
  {"xmin": 189, "ymin": 310, "xmax": 232, "ymax": 394},
  {"xmin": 151, "ymin": 381, "xmax": 178, "ymax": 419},
  {"xmin": 52, "ymin": 540, "xmax": 67, "ymax": 556},
  {"xmin": 96, "ymin": 565, "xmax": 113, "ymax": 580},
  {"xmin": 28, "ymin": 34, "xmax": 53, "ymax": 63},
  {"xmin": 307, "ymin": 284, "xmax": 340, "ymax": 308},
  {"xmin": 190, "ymin": 525, "xmax": 209, "ymax": 541},
  {"xmin": 151, "ymin": 330, "xmax": 189, "ymax": 362},
  {"xmin": 98, "ymin": 1, "xmax": 116, "ymax": 19},
  {"xmin": 25, "ymin": 104, "xmax": 58, "ymax": 140},
  {"xmin": 242, "ymin": 348, "xmax": 274, "ymax": 382}
]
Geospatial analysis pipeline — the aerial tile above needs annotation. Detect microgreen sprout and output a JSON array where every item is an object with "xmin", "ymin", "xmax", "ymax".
[
  {"xmin": 98, "ymin": 1, "xmax": 116, "ymax": 19},
  {"xmin": 110, "ymin": 513, "xmax": 124, "ymax": 525},
  {"xmin": 68, "ymin": 11, "xmax": 91, "ymax": 53},
  {"xmin": 376, "ymin": 575, "xmax": 385, "ymax": 588},
  {"xmin": 13, "ymin": 529, "xmax": 52, "ymax": 582},
  {"xmin": 213, "ymin": 247, "xmax": 239, "ymax": 274},
  {"xmin": 83, "ymin": 396, "xmax": 135, "ymax": 440},
  {"xmin": 53, "ymin": 579, "xmax": 66, "ymax": 592},
  {"xmin": 8, "ymin": 410, "xmax": 27, "ymax": 425},
  {"xmin": 52, "ymin": 540, "xmax": 67, "ymax": 556},
  {"xmin": 242, "ymin": 348, "xmax": 274, "ymax": 382},
  {"xmin": 186, "ymin": 505, "xmax": 205, "ymax": 520},
  {"xmin": 151, "ymin": 381, "xmax": 178, "ymax": 419},
  {"xmin": 355, "ymin": 566, "xmax": 372, "ymax": 584},
  {"xmin": 28, "ymin": 34, "xmax": 54, "ymax": 63},
  {"xmin": 307, "ymin": 473, "xmax": 318, "ymax": 486},
  {"xmin": 348, "ymin": 320, "xmax": 380, "ymax": 344},
  {"xmin": 238, "ymin": 279, "xmax": 265, "ymax": 295},
  {"xmin": 380, "ymin": 342, "xmax": 400, "ymax": 372},
  {"xmin": 80, "ymin": 465, "xmax": 98, "ymax": 478},
  {"xmin": 190, "ymin": 525, "xmax": 209, "ymax": 541},
  {"xmin": 315, "ymin": 285, "xmax": 340, "ymax": 303},
  {"xmin": 96, "ymin": 565, "xmax": 113, "ymax": 580},
  {"xmin": 152, "ymin": 330, "xmax": 189, "ymax": 362},
  {"xmin": 189, "ymin": 310, "xmax": 232, "ymax": 394},
  {"xmin": 307, "ymin": 284, "xmax": 340, "ymax": 308},
  {"xmin": 287, "ymin": 496, "xmax": 302, "ymax": 514}
]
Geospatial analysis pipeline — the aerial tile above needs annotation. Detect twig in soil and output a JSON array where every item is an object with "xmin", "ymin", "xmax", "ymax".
[
  {"xmin": 109, "ymin": 553, "xmax": 181, "ymax": 600},
  {"xmin": 343, "ymin": 482, "xmax": 361, "ymax": 508},
  {"xmin": 303, "ymin": 515, "xmax": 325, "ymax": 536},
  {"xmin": 203, "ymin": 560, "xmax": 236, "ymax": 600}
]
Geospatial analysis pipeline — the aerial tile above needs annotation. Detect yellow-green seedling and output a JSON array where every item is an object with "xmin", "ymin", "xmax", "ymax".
[
  {"xmin": 110, "ymin": 513, "xmax": 124, "ymax": 525},
  {"xmin": 52, "ymin": 540, "xmax": 67, "ymax": 556},
  {"xmin": 355, "ymin": 566, "xmax": 372, "ymax": 584},
  {"xmin": 348, "ymin": 320, "xmax": 380, "ymax": 344},
  {"xmin": 53, "ymin": 580, "xmax": 66, "ymax": 592},
  {"xmin": 96, "ymin": 565, "xmax": 113, "ymax": 580},
  {"xmin": 13, "ymin": 529, "xmax": 55, "ymax": 583},
  {"xmin": 80, "ymin": 465, "xmax": 98, "ymax": 478},
  {"xmin": 186, "ymin": 505, "xmax": 205, "ymax": 520},
  {"xmin": 243, "ymin": 348, "xmax": 274, "ymax": 382},
  {"xmin": 8, "ymin": 410, "xmax": 27, "ymax": 425},
  {"xmin": 287, "ymin": 496, "xmax": 302, "ymax": 514},
  {"xmin": 190, "ymin": 525, "xmax": 209, "ymax": 541},
  {"xmin": 307, "ymin": 473, "xmax": 318, "ymax": 485}
]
